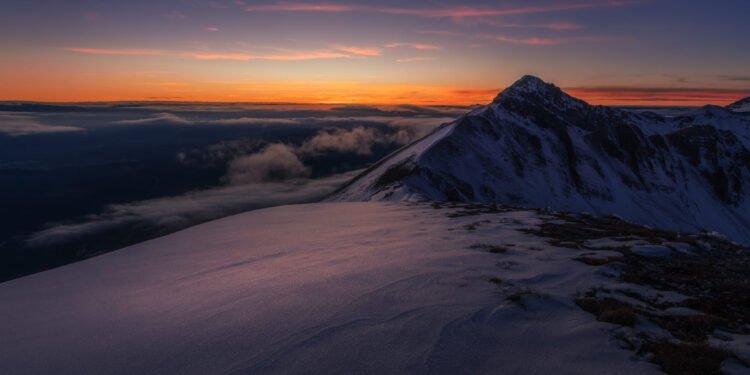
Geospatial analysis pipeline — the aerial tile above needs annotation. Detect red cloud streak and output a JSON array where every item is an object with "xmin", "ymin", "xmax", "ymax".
[
  {"xmin": 65, "ymin": 48, "xmax": 166, "ymax": 55},
  {"xmin": 568, "ymin": 86, "xmax": 750, "ymax": 105},
  {"xmin": 245, "ymin": 1, "xmax": 639, "ymax": 18}
]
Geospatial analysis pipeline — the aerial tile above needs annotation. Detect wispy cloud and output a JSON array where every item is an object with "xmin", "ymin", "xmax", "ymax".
[
  {"xmin": 449, "ymin": 17, "xmax": 587, "ymax": 29},
  {"xmin": 396, "ymin": 57, "xmax": 436, "ymax": 63},
  {"xmin": 419, "ymin": 29, "xmax": 603, "ymax": 46},
  {"xmin": 494, "ymin": 35, "xmax": 562, "ymax": 45},
  {"xmin": 228, "ymin": 143, "xmax": 310, "ymax": 184},
  {"xmin": 450, "ymin": 88, "xmax": 501, "ymax": 97},
  {"xmin": 211, "ymin": 117, "xmax": 300, "ymax": 125},
  {"xmin": 417, "ymin": 30, "xmax": 468, "ymax": 37},
  {"xmin": 25, "ymin": 171, "xmax": 358, "ymax": 248},
  {"xmin": 244, "ymin": 1, "xmax": 640, "ymax": 18},
  {"xmin": 245, "ymin": 3, "xmax": 355, "ymax": 13},
  {"xmin": 494, "ymin": 35, "xmax": 609, "ymax": 45},
  {"xmin": 333, "ymin": 45, "xmax": 382, "ymax": 56},
  {"xmin": 66, "ymin": 48, "xmax": 167, "ymax": 56},
  {"xmin": 164, "ymin": 11, "xmax": 188, "ymax": 20},
  {"xmin": 537, "ymin": 22, "xmax": 585, "ymax": 30},
  {"xmin": 205, "ymin": 27, "xmax": 220, "ymax": 32},
  {"xmin": 297, "ymin": 126, "xmax": 407, "ymax": 156},
  {"xmin": 112, "ymin": 112, "xmax": 455, "ymax": 130},
  {"xmin": 114, "ymin": 112, "xmax": 192, "ymax": 125},
  {"xmin": 67, "ymin": 47, "xmax": 352, "ymax": 61},
  {"xmin": 567, "ymin": 86, "xmax": 750, "ymax": 104},
  {"xmin": 385, "ymin": 42, "xmax": 441, "ymax": 50},
  {"xmin": 717, "ymin": 75, "xmax": 750, "ymax": 82},
  {"xmin": 187, "ymin": 50, "xmax": 351, "ymax": 61},
  {"xmin": 0, "ymin": 113, "xmax": 84, "ymax": 136},
  {"xmin": 183, "ymin": 53, "xmax": 253, "ymax": 61}
]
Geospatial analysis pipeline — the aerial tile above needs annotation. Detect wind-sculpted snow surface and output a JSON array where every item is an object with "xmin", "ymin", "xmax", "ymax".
[
  {"xmin": 0, "ymin": 202, "xmax": 662, "ymax": 375},
  {"xmin": 332, "ymin": 76, "xmax": 750, "ymax": 245}
]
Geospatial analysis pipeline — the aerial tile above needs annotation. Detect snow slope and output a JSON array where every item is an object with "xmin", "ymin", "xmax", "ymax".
[
  {"xmin": 331, "ymin": 76, "xmax": 750, "ymax": 245},
  {"xmin": 0, "ymin": 202, "xmax": 661, "ymax": 375}
]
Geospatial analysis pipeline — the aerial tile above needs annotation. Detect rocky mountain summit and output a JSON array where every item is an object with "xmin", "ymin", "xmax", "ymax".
[{"xmin": 332, "ymin": 76, "xmax": 750, "ymax": 244}]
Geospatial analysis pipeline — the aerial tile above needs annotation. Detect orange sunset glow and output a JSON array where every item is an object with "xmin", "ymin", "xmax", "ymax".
[{"xmin": 1, "ymin": 0, "xmax": 748, "ymax": 106}]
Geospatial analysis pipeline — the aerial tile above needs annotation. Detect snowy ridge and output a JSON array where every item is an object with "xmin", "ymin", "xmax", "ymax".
[
  {"xmin": 2, "ymin": 202, "xmax": 748, "ymax": 374},
  {"xmin": 727, "ymin": 96, "xmax": 750, "ymax": 113},
  {"xmin": 331, "ymin": 76, "xmax": 750, "ymax": 245},
  {"xmin": 0, "ymin": 203, "xmax": 665, "ymax": 374}
]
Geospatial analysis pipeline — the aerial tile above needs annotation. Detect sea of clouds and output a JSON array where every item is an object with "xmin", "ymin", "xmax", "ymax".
[{"xmin": 0, "ymin": 102, "xmax": 465, "ymax": 251}]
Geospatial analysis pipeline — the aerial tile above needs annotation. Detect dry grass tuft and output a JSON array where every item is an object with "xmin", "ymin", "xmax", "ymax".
[
  {"xmin": 469, "ymin": 243, "xmax": 509, "ymax": 254},
  {"xmin": 575, "ymin": 297, "xmax": 637, "ymax": 327},
  {"xmin": 642, "ymin": 340, "xmax": 737, "ymax": 375}
]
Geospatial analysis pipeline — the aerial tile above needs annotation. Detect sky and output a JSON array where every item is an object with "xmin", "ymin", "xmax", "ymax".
[{"xmin": 1, "ymin": 0, "xmax": 749, "ymax": 105}]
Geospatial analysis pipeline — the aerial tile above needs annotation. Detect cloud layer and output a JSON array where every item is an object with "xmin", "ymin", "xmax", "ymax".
[
  {"xmin": 109, "ymin": 110, "xmax": 456, "ymax": 134},
  {"xmin": 227, "ymin": 144, "xmax": 311, "ymax": 184},
  {"xmin": 67, "ymin": 47, "xmax": 354, "ymax": 62},
  {"xmin": 115, "ymin": 112, "xmax": 193, "ymax": 125},
  {"xmin": 25, "ymin": 171, "xmax": 357, "ymax": 248},
  {"xmin": 10, "ymin": 103, "xmax": 459, "ymax": 251},
  {"xmin": 567, "ymin": 86, "xmax": 750, "ymax": 104},
  {"xmin": 298, "ymin": 127, "xmax": 386, "ymax": 155},
  {"xmin": 243, "ymin": 1, "xmax": 638, "ymax": 18},
  {"xmin": 0, "ymin": 113, "xmax": 84, "ymax": 136}
]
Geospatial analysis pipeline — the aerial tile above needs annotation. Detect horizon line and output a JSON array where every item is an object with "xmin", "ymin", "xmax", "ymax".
[{"xmin": 0, "ymin": 97, "xmax": 746, "ymax": 107}]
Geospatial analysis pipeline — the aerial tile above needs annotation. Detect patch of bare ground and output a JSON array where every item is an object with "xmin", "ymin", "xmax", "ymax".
[
  {"xmin": 641, "ymin": 340, "xmax": 736, "ymax": 375},
  {"xmin": 527, "ymin": 211, "xmax": 750, "ymax": 374},
  {"xmin": 505, "ymin": 287, "xmax": 547, "ymax": 309},
  {"xmin": 469, "ymin": 243, "xmax": 509, "ymax": 254},
  {"xmin": 575, "ymin": 294, "xmax": 637, "ymax": 327},
  {"xmin": 574, "ymin": 254, "xmax": 623, "ymax": 266},
  {"xmin": 438, "ymin": 202, "xmax": 516, "ymax": 217},
  {"xmin": 487, "ymin": 277, "xmax": 503, "ymax": 285}
]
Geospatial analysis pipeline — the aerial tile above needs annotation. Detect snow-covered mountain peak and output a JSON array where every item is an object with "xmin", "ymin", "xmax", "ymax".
[
  {"xmin": 492, "ymin": 75, "xmax": 587, "ymax": 113},
  {"xmin": 497, "ymin": 75, "xmax": 548, "ymax": 95},
  {"xmin": 332, "ymin": 75, "xmax": 750, "ymax": 245},
  {"xmin": 700, "ymin": 104, "xmax": 736, "ymax": 115},
  {"xmin": 727, "ymin": 96, "xmax": 750, "ymax": 112}
]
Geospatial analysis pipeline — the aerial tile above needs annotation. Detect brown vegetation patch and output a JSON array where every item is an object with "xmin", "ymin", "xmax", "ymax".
[
  {"xmin": 469, "ymin": 243, "xmax": 509, "ymax": 254},
  {"xmin": 576, "ymin": 297, "xmax": 637, "ymax": 327},
  {"xmin": 652, "ymin": 314, "xmax": 726, "ymax": 343},
  {"xmin": 488, "ymin": 277, "xmax": 503, "ymax": 285},
  {"xmin": 641, "ymin": 340, "xmax": 737, "ymax": 375},
  {"xmin": 574, "ymin": 255, "xmax": 621, "ymax": 266},
  {"xmin": 506, "ymin": 288, "xmax": 536, "ymax": 308}
]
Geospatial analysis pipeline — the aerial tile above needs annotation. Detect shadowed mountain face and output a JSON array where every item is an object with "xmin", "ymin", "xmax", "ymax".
[
  {"xmin": 332, "ymin": 76, "xmax": 750, "ymax": 244},
  {"xmin": 728, "ymin": 96, "xmax": 750, "ymax": 112}
]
